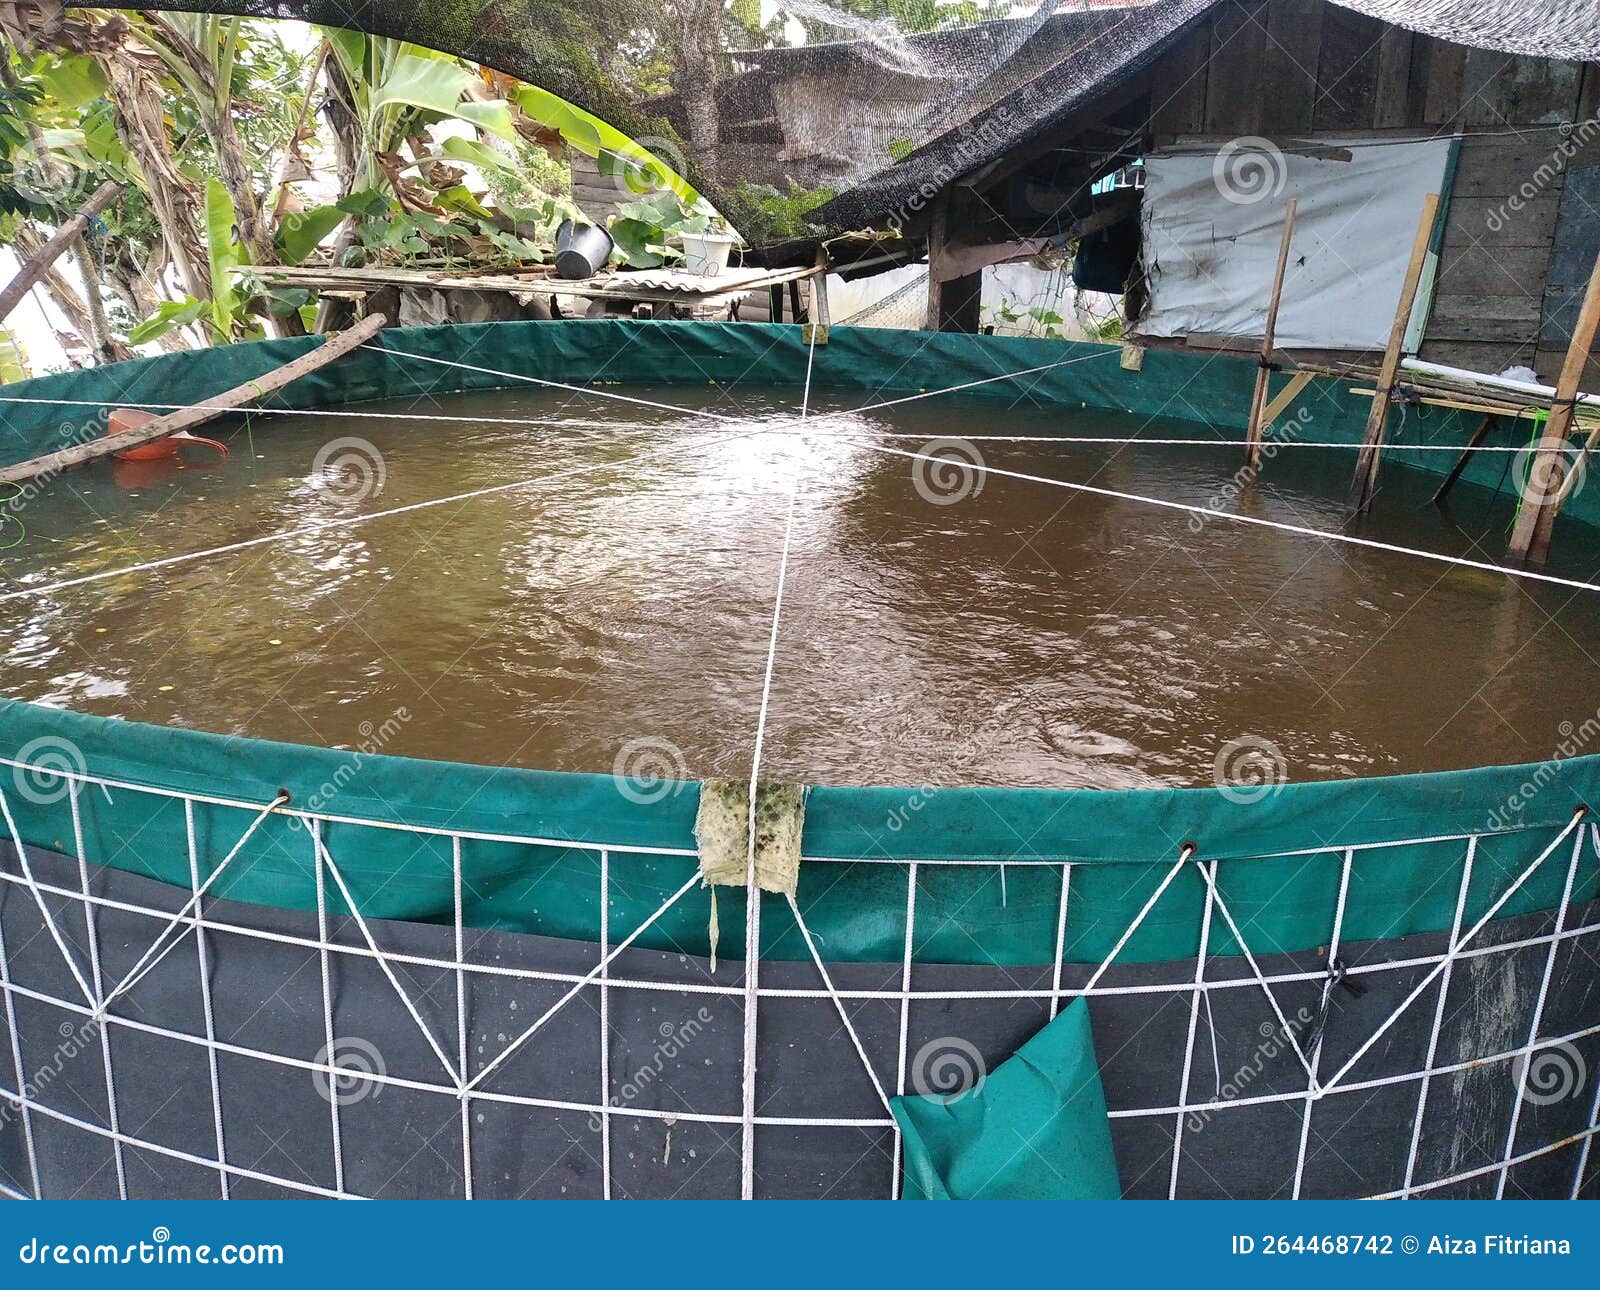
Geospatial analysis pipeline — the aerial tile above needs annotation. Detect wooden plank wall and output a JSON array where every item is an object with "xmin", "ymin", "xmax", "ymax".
[
  {"xmin": 569, "ymin": 152, "xmax": 626, "ymax": 227},
  {"xmin": 1146, "ymin": 0, "xmax": 1600, "ymax": 382}
]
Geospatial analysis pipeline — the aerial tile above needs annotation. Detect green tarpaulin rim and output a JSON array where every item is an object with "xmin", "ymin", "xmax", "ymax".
[{"xmin": 1, "ymin": 320, "xmax": 1595, "ymax": 966}]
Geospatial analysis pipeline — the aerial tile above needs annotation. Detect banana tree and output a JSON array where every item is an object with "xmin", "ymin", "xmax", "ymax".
[
  {"xmin": 125, "ymin": 11, "xmax": 274, "ymax": 264},
  {"xmin": 0, "ymin": 324, "xmax": 27, "ymax": 382}
]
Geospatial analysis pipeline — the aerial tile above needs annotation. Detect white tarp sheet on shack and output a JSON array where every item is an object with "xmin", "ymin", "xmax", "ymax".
[{"xmin": 1135, "ymin": 137, "xmax": 1451, "ymax": 352}]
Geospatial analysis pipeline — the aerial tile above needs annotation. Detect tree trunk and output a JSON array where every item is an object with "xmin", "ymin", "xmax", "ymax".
[
  {"xmin": 138, "ymin": 14, "xmax": 274, "ymax": 266},
  {"xmin": 106, "ymin": 262, "xmax": 190, "ymax": 352},
  {"xmin": 315, "ymin": 52, "xmax": 364, "ymax": 332},
  {"xmin": 673, "ymin": 0, "xmax": 723, "ymax": 184},
  {"xmin": 12, "ymin": 223, "xmax": 134, "ymax": 361},
  {"xmin": 73, "ymin": 240, "xmax": 119, "ymax": 363},
  {"xmin": 205, "ymin": 103, "xmax": 274, "ymax": 264},
  {"xmin": 99, "ymin": 56, "xmax": 211, "ymax": 304}
]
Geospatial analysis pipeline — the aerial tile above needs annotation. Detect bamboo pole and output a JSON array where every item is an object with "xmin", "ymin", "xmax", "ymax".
[
  {"xmin": 0, "ymin": 180, "xmax": 123, "ymax": 324},
  {"xmin": 1257, "ymin": 368, "xmax": 1315, "ymax": 443},
  {"xmin": 0, "ymin": 313, "xmax": 387, "ymax": 485},
  {"xmin": 1244, "ymin": 198, "xmax": 1298, "ymax": 469},
  {"xmin": 1508, "ymin": 246, "xmax": 1600, "ymax": 565},
  {"xmin": 1553, "ymin": 424, "xmax": 1600, "ymax": 510},
  {"xmin": 1350, "ymin": 192, "xmax": 1440, "ymax": 513}
]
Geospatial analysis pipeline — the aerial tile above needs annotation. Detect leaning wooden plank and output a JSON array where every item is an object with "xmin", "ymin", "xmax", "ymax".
[
  {"xmin": 1245, "ymin": 199, "xmax": 1298, "ymax": 468},
  {"xmin": 1508, "ymin": 247, "xmax": 1600, "ymax": 565},
  {"xmin": 1429, "ymin": 413, "xmax": 1496, "ymax": 506},
  {"xmin": 1258, "ymin": 367, "xmax": 1316, "ymax": 434},
  {"xmin": 1350, "ymin": 192, "xmax": 1440, "ymax": 513},
  {"xmin": 0, "ymin": 313, "xmax": 388, "ymax": 485},
  {"xmin": 0, "ymin": 180, "xmax": 122, "ymax": 324}
]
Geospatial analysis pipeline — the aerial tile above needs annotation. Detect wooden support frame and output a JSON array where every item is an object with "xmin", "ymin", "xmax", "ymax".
[
  {"xmin": 1258, "ymin": 368, "xmax": 1316, "ymax": 438},
  {"xmin": 1508, "ymin": 247, "xmax": 1600, "ymax": 565},
  {"xmin": 1430, "ymin": 413, "xmax": 1497, "ymax": 507},
  {"xmin": 0, "ymin": 313, "xmax": 388, "ymax": 485},
  {"xmin": 0, "ymin": 180, "xmax": 122, "ymax": 324},
  {"xmin": 1244, "ymin": 199, "xmax": 1298, "ymax": 468},
  {"xmin": 803, "ymin": 248, "xmax": 830, "ymax": 346},
  {"xmin": 1350, "ymin": 192, "xmax": 1441, "ymax": 513},
  {"xmin": 923, "ymin": 192, "xmax": 982, "ymax": 333}
]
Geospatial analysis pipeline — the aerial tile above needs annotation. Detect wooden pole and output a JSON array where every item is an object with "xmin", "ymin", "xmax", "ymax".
[
  {"xmin": 0, "ymin": 180, "xmax": 123, "ymax": 324},
  {"xmin": 1553, "ymin": 424, "xmax": 1600, "ymax": 509},
  {"xmin": 1508, "ymin": 246, "xmax": 1600, "ymax": 565},
  {"xmin": 1350, "ymin": 192, "xmax": 1441, "ymax": 513},
  {"xmin": 1429, "ymin": 413, "xmax": 1496, "ymax": 507},
  {"xmin": 804, "ymin": 247, "xmax": 830, "ymax": 346},
  {"xmin": 1244, "ymin": 198, "xmax": 1298, "ymax": 469},
  {"xmin": 923, "ymin": 193, "xmax": 949, "ymax": 331},
  {"xmin": 0, "ymin": 313, "xmax": 388, "ymax": 485}
]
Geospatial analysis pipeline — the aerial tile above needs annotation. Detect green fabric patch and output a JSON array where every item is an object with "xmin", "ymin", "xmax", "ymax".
[
  {"xmin": 693, "ymin": 778, "xmax": 804, "ymax": 895},
  {"xmin": 893, "ymin": 999, "xmax": 1122, "ymax": 1200}
]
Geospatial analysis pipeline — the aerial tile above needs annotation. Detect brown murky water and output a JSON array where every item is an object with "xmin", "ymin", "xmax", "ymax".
[{"xmin": 2, "ymin": 384, "xmax": 1597, "ymax": 788}]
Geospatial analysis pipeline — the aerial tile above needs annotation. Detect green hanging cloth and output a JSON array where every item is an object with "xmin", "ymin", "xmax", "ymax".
[{"xmin": 892, "ymin": 998, "xmax": 1122, "ymax": 1199}]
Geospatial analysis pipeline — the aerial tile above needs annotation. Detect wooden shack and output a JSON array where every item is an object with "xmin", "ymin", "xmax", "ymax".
[{"xmin": 820, "ymin": 0, "xmax": 1600, "ymax": 386}]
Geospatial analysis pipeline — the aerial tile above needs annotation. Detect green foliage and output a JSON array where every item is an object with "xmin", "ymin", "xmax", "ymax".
[
  {"xmin": 275, "ymin": 204, "xmax": 346, "ymax": 264},
  {"xmin": 0, "ymin": 327, "xmax": 29, "ymax": 384},
  {"xmin": 127, "ymin": 297, "xmax": 209, "ymax": 346},
  {"xmin": 203, "ymin": 177, "xmax": 249, "ymax": 337},
  {"xmin": 517, "ymin": 84, "xmax": 697, "ymax": 204},
  {"xmin": 733, "ymin": 180, "xmax": 838, "ymax": 242},
  {"xmin": 609, "ymin": 216, "xmax": 672, "ymax": 268}
]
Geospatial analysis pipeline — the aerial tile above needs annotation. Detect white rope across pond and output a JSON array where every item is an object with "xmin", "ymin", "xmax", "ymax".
[
  {"xmin": 3, "ymin": 340, "xmax": 1595, "ymax": 603},
  {"xmin": 845, "ymin": 438, "xmax": 1600, "ymax": 595},
  {"xmin": 0, "ymin": 392, "xmax": 1556, "ymax": 452},
  {"xmin": 361, "ymin": 337, "xmax": 1124, "ymax": 428},
  {"xmin": 0, "ymin": 419, "xmax": 782, "ymax": 604},
  {"xmin": 738, "ymin": 320, "xmax": 817, "ymax": 1199}
]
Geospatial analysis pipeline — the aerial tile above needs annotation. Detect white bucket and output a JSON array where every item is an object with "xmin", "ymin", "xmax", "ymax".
[{"xmin": 681, "ymin": 231, "xmax": 736, "ymax": 277}]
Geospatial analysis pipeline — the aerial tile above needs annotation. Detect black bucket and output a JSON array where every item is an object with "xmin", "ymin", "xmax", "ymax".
[{"xmin": 554, "ymin": 220, "xmax": 614, "ymax": 280}]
